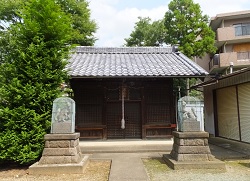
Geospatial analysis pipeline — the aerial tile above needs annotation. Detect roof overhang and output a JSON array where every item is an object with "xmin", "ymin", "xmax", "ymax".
[
  {"xmin": 210, "ymin": 10, "xmax": 250, "ymax": 31},
  {"xmin": 192, "ymin": 67, "xmax": 250, "ymax": 89},
  {"xmin": 70, "ymin": 75, "xmax": 208, "ymax": 79}
]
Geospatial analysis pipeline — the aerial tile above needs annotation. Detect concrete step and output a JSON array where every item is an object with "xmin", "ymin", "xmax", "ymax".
[{"xmin": 79, "ymin": 139, "xmax": 173, "ymax": 153}]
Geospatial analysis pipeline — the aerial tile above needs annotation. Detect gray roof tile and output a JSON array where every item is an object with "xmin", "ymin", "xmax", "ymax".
[{"xmin": 67, "ymin": 46, "xmax": 208, "ymax": 77}]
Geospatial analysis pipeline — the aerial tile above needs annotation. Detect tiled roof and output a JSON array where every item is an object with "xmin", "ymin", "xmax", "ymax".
[{"xmin": 67, "ymin": 46, "xmax": 208, "ymax": 78}]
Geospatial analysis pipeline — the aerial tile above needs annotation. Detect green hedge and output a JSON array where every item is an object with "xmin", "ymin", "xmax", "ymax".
[{"xmin": 0, "ymin": 0, "xmax": 73, "ymax": 165}]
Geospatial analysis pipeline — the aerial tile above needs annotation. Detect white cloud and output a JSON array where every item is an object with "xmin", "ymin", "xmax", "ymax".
[
  {"xmin": 89, "ymin": 0, "xmax": 167, "ymax": 47},
  {"xmin": 89, "ymin": 0, "xmax": 250, "ymax": 47},
  {"xmin": 194, "ymin": 0, "xmax": 250, "ymax": 17}
]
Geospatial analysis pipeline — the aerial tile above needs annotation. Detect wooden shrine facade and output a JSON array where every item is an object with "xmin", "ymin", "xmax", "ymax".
[
  {"xmin": 70, "ymin": 78, "xmax": 176, "ymax": 139},
  {"xmin": 67, "ymin": 46, "xmax": 209, "ymax": 139}
]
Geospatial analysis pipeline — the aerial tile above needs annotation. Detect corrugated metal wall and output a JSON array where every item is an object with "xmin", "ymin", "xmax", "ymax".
[
  {"xmin": 216, "ymin": 87, "xmax": 240, "ymax": 140},
  {"xmin": 214, "ymin": 81, "xmax": 250, "ymax": 143},
  {"xmin": 238, "ymin": 83, "xmax": 250, "ymax": 143},
  {"xmin": 204, "ymin": 69, "xmax": 250, "ymax": 143}
]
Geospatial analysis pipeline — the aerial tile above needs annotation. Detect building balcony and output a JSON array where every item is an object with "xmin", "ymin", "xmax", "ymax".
[
  {"xmin": 209, "ymin": 52, "xmax": 250, "ymax": 74},
  {"xmin": 216, "ymin": 27, "xmax": 250, "ymax": 46}
]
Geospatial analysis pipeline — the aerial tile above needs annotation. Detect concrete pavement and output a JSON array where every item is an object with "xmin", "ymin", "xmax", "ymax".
[
  {"xmin": 209, "ymin": 137, "xmax": 250, "ymax": 160},
  {"xmin": 79, "ymin": 138, "xmax": 250, "ymax": 181},
  {"xmin": 80, "ymin": 139, "xmax": 172, "ymax": 180},
  {"xmin": 90, "ymin": 152, "xmax": 163, "ymax": 181}
]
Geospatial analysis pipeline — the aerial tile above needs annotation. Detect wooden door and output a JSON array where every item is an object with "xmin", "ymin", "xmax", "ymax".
[{"xmin": 106, "ymin": 102, "xmax": 141, "ymax": 139}]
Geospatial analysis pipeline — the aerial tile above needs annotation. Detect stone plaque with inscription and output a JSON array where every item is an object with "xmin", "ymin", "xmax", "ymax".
[
  {"xmin": 181, "ymin": 121, "xmax": 200, "ymax": 132},
  {"xmin": 51, "ymin": 97, "xmax": 75, "ymax": 133}
]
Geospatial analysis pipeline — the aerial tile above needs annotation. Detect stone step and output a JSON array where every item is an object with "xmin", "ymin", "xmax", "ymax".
[
  {"xmin": 163, "ymin": 154, "xmax": 226, "ymax": 170},
  {"xmin": 79, "ymin": 140, "xmax": 173, "ymax": 153}
]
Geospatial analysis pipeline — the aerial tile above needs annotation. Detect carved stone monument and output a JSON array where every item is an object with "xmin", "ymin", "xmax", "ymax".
[
  {"xmin": 177, "ymin": 96, "xmax": 203, "ymax": 132},
  {"xmin": 51, "ymin": 97, "xmax": 75, "ymax": 133},
  {"xmin": 29, "ymin": 97, "xmax": 89, "ymax": 174},
  {"xmin": 163, "ymin": 96, "xmax": 225, "ymax": 170}
]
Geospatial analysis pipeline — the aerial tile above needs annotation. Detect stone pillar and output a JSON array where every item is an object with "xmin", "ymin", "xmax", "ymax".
[
  {"xmin": 39, "ymin": 133, "xmax": 82, "ymax": 164},
  {"xmin": 163, "ymin": 131, "xmax": 225, "ymax": 170},
  {"xmin": 29, "ymin": 133, "xmax": 89, "ymax": 174},
  {"xmin": 170, "ymin": 131, "xmax": 214, "ymax": 161}
]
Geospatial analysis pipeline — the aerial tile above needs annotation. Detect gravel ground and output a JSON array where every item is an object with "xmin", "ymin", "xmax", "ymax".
[
  {"xmin": 143, "ymin": 158, "xmax": 250, "ymax": 181},
  {"xmin": 0, "ymin": 160, "xmax": 111, "ymax": 181},
  {"xmin": 1, "ymin": 158, "xmax": 250, "ymax": 180}
]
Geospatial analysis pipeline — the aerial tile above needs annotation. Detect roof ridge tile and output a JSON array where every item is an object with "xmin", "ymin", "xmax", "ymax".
[{"xmin": 75, "ymin": 46, "xmax": 172, "ymax": 54}]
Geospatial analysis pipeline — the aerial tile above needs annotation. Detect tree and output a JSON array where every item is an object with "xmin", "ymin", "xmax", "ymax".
[
  {"xmin": 164, "ymin": 0, "xmax": 216, "ymax": 97},
  {"xmin": 0, "ymin": 0, "xmax": 22, "ymax": 29},
  {"xmin": 164, "ymin": 0, "xmax": 216, "ymax": 58},
  {"xmin": 125, "ymin": 17, "xmax": 166, "ymax": 46},
  {"xmin": 125, "ymin": 0, "xmax": 216, "ymax": 58},
  {"xmin": 55, "ymin": 0, "xmax": 97, "ymax": 45},
  {"xmin": 125, "ymin": 0, "xmax": 215, "ymax": 97},
  {"xmin": 0, "ymin": 0, "xmax": 73, "ymax": 165},
  {"xmin": 0, "ymin": 0, "xmax": 97, "ymax": 45}
]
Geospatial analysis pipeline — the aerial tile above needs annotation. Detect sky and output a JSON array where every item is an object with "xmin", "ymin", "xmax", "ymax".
[{"xmin": 88, "ymin": 0, "xmax": 250, "ymax": 47}]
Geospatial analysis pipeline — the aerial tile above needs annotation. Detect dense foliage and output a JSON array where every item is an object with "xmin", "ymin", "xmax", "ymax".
[
  {"xmin": 0, "ymin": 0, "xmax": 73, "ymax": 165},
  {"xmin": 125, "ymin": 17, "xmax": 166, "ymax": 46},
  {"xmin": 164, "ymin": 0, "xmax": 216, "ymax": 58},
  {"xmin": 125, "ymin": 0, "xmax": 216, "ymax": 58},
  {"xmin": 0, "ymin": 0, "xmax": 97, "ymax": 45},
  {"xmin": 55, "ymin": 0, "xmax": 97, "ymax": 45}
]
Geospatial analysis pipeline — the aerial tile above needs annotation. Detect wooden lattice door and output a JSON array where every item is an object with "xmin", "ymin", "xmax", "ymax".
[{"xmin": 106, "ymin": 102, "xmax": 141, "ymax": 139}]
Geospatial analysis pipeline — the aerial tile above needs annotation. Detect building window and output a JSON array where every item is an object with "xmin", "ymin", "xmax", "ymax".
[
  {"xmin": 234, "ymin": 23, "xmax": 250, "ymax": 36},
  {"xmin": 237, "ymin": 52, "xmax": 250, "ymax": 60}
]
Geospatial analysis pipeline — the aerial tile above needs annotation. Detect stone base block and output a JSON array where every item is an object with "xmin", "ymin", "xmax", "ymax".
[
  {"xmin": 39, "ymin": 154, "xmax": 82, "ymax": 164},
  {"xmin": 51, "ymin": 122, "xmax": 73, "ymax": 134},
  {"xmin": 165, "ymin": 131, "xmax": 225, "ymax": 170},
  {"xmin": 174, "ymin": 137, "xmax": 208, "ymax": 146},
  {"xmin": 173, "ymin": 131, "xmax": 209, "ymax": 138},
  {"xmin": 163, "ymin": 154, "xmax": 225, "ymax": 170},
  {"xmin": 180, "ymin": 121, "xmax": 200, "ymax": 132},
  {"xmin": 170, "ymin": 131, "xmax": 214, "ymax": 161},
  {"xmin": 29, "ymin": 155, "xmax": 89, "ymax": 175},
  {"xmin": 39, "ymin": 133, "xmax": 82, "ymax": 164},
  {"xmin": 172, "ymin": 144, "xmax": 211, "ymax": 154},
  {"xmin": 171, "ymin": 151, "xmax": 215, "ymax": 161}
]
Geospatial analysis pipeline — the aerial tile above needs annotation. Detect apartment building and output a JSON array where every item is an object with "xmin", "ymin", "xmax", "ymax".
[
  {"xmin": 198, "ymin": 11, "xmax": 250, "ymax": 143},
  {"xmin": 209, "ymin": 10, "xmax": 250, "ymax": 75}
]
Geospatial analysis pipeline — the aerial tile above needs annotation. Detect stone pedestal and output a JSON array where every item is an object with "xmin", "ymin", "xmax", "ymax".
[
  {"xmin": 29, "ymin": 133, "xmax": 89, "ymax": 174},
  {"xmin": 163, "ymin": 131, "xmax": 225, "ymax": 170}
]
